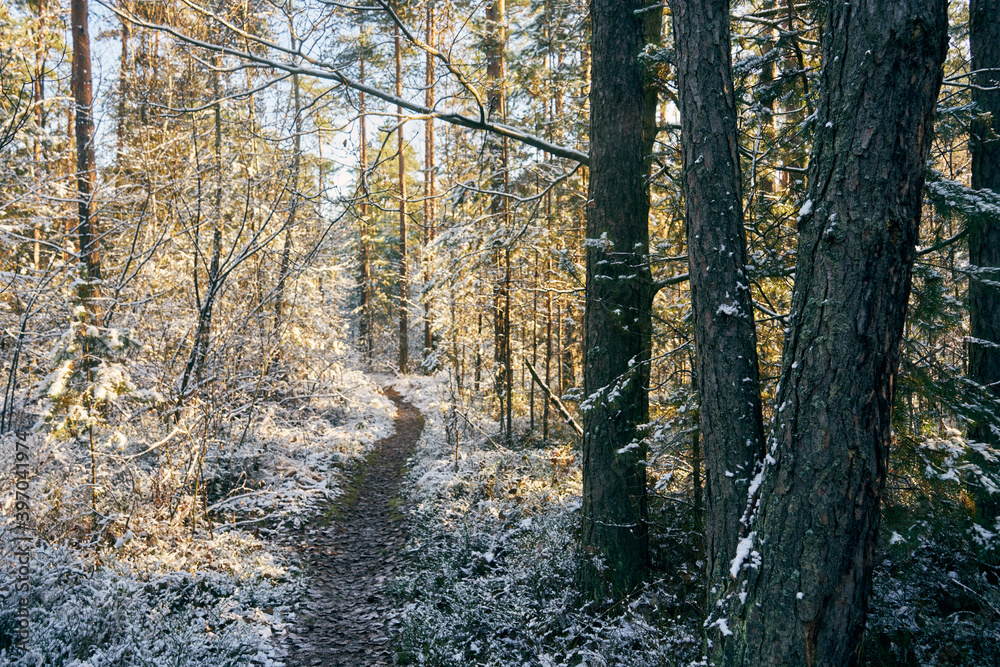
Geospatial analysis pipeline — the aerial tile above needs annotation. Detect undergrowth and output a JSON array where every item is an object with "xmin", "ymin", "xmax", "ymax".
[
  {"xmin": 390, "ymin": 376, "xmax": 702, "ymax": 667},
  {"xmin": 0, "ymin": 369, "xmax": 395, "ymax": 665}
]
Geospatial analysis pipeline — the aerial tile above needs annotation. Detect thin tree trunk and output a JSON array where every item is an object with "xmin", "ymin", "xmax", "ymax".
[
  {"xmin": 756, "ymin": 0, "xmax": 777, "ymax": 196},
  {"xmin": 968, "ymin": 0, "xmax": 1000, "ymax": 525},
  {"xmin": 544, "ymin": 194, "xmax": 552, "ymax": 441},
  {"xmin": 274, "ymin": 70, "xmax": 300, "ymax": 331},
  {"xmin": 116, "ymin": 0, "xmax": 130, "ymax": 167},
  {"xmin": 358, "ymin": 32, "xmax": 373, "ymax": 360},
  {"xmin": 32, "ymin": 0, "xmax": 47, "ymax": 270},
  {"xmin": 423, "ymin": 0, "xmax": 437, "ymax": 362},
  {"xmin": 504, "ymin": 244, "xmax": 512, "ymax": 439},
  {"xmin": 71, "ymin": 0, "xmax": 103, "ymax": 315},
  {"xmin": 715, "ymin": 1, "xmax": 947, "ymax": 663},
  {"xmin": 531, "ymin": 250, "xmax": 538, "ymax": 432},
  {"xmin": 579, "ymin": 0, "xmax": 651, "ymax": 600},
  {"xmin": 475, "ymin": 311, "xmax": 483, "ymax": 392},
  {"xmin": 673, "ymin": 0, "xmax": 766, "ymax": 610},
  {"xmin": 64, "ymin": 105, "xmax": 73, "ymax": 264},
  {"xmin": 486, "ymin": 0, "xmax": 511, "ymax": 439},
  {"xmin": 556, "ymin": 301, "xmax": 562, "ymax": 393},
  {"xmin": 180, "ymin": 63, "xmax": 224, "ymax": 401},
  {"xmin": 396, "ymin": 22, "xmax": 409, "ymax": 373}
]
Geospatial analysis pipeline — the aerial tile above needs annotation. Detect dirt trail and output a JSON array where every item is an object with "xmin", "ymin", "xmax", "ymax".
[{"xmin": 283, "ymin": 387, "xmax": 423, "ymax": 667}]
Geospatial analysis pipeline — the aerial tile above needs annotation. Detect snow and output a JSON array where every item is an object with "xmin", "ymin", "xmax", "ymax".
[
  {"xmin": 716, "ymin": 303, "xmax": 741, "ymax": 317},
  {"xmin": 709, "ymin": 617, "xmax": 733, "ymax": 636},
  {"xmin": 747, "ymin": 469, "xmax": 764, "ymax": 499},
  {"xmin": 730, "ymin": 532, "xmax": 757, "ymax": 578},
  {"xmin": 798, "ymin": 200, "xmax": 813, "ymax": 219}
]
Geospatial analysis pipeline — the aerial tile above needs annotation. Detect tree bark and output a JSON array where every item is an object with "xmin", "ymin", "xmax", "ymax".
[
  {"xmin": 714, "ymin": 0, "xmax": 947, "ymax": 663},
  {"xmin": 672, "ymin": 0, "xmax": 766, "ymax": 607},
  {"xmin": 579, "ymin": 0, "xmax": 651, "ymax": 601},
  {"xmin": 71, "ymin": 0, "xmax": 103, "ymax": 313},
  {"xmin": 968, "ymin": 0, "xmax": 1000, "ymax": 525}
]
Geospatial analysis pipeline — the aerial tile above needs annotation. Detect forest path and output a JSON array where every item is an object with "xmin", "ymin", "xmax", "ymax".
[{"xmin": 283, "ymin": 387, "xmax": 423, "ymax": 667}]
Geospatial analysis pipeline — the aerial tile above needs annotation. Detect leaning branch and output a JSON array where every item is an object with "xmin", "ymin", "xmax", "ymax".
[
  {"xmin": 525, "ymin": 359, "xmax": 583, "ymax": 437},
  {"xmin": 98, "ymin": 0, "xmax": 589, "ymax": 165}
]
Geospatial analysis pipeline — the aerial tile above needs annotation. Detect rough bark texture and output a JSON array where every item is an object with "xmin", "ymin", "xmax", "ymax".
[
  {"xmin": 968, "ymin": 0, "xmax": 1000, "ymax": 524},
  {"xmin": 715, "ymin": 0, "xmax": 947, "ymax": 664},
  {"xmin": 71, "ymin": 0, "xmax": 103, "ymax": 309},
  {"xmin": 672, "ymin": 0, "xmax": 766, "ymax": 602},
  {"xmin": 579, "ymin": 0, "xmax": 651, "ymax": 601}
]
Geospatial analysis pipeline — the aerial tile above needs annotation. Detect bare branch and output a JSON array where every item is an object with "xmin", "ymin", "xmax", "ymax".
[{"xmin": 98, "ymin": 0, "xmax": 588, "ymax": 165}]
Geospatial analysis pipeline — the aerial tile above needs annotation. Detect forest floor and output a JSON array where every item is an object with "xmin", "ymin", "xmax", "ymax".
[{"xmin": 281, "ymin": 387, "xmax": 424, "ymax": 667}]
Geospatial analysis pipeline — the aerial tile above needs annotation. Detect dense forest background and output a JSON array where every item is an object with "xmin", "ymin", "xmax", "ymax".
[{"xmin": 1, "ymin": 0, "xmax": 999, "ymax": 664}]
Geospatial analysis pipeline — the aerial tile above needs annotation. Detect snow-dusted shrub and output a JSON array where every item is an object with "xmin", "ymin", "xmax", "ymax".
[
  {"xmin": 866, "ymin": 506, "xmax": 1000, "ymax": 666},
  {"xmin": 0, "ymin": 369, "xmax": 394, "ymax": 666},
  {"xmin": 0, "ymin": 545, "xmax": 294, "ymax": 666},
  {"xmin": 391, "ymin": 377, "xmax": 702, "ymax": 667}
]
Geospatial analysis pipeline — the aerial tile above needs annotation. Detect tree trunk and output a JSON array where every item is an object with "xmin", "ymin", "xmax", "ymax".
[
  {"xmin": 579, "ymin": 0, "xmax": 651, "ymax": 601},
  {"xmin": 179, "ymin": 64, "xmax": 225, "ymax": 402},
  {"xmin": 71, "ymin": 0, "xmax": 103, "ymax": 314},
  {"xmin": 32, "ymin": 0, "xmax": 48, "ymax": 270},
  {"xmin": 423, "ymin": 0, "xmax": 437, "ymax": 363},
  {"xmin": 672, "ymin": 0, "xmax": 766, "ymax": 608},
  {"xmin": 358, "ymin": 34, "xmax": 373, "ymax": 360},
  {"xmin": 396, "ymin": 23, "xmax": 410, "ymax": 374},
  {"xmin": 968, "ymin": 0, "xmax": 1000, "ymax": 525},
  {"xmin": 485, "ymin": 0, "xmax": 512, "ymax": 439},
  {"xmin": 714, "ymin": 1, "xmax": 947, "ymax": 663},
  {"xmin": 274, "ymin": 69, "xmax": 300, "ymax": 332},
  {"xmin": 116, "ymin": 0, "xmax": 130, "ymax": 167}
]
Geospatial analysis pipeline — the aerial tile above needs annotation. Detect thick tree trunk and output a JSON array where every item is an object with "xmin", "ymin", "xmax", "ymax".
[
  {"xmin": 71, "ymin": 0, "xmax": 103, "ymax": 313},
  {"xmin": 714, "ymin": 1, "xmax": 947, "ymax": 663},
  {"xmin": 579, "ymin": 0, "xmax": 651, "ymax": 601},
  {"xmin": 672, "ymin": 0, "xmax": 766, "ymax": 605},
  {"xmin": 968, "ymin": 0, "xmax": 1000, "ymax": 525},
  {"xmin": 396, "ymin": 23, "xmax": 409, "ymax": 373}
]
